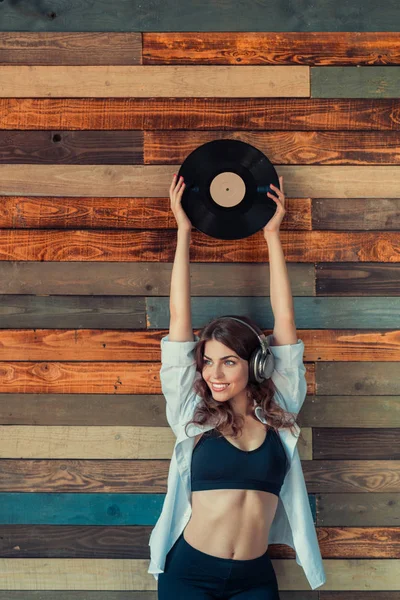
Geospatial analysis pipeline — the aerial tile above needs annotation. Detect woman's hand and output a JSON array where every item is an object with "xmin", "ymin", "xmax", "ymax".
[
  {"xmin": 262, "ymin": 175, "xmax": 286, "ymax": 235},
  {"xmin": 170, "ymin": 174, "xmax": 192, "ymax": 232}
]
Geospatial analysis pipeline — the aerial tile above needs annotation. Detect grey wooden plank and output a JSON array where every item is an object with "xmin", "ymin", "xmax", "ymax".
[
  {"xmin": 299, "ymin": 396, "xmax": 400, "ymax": 428},
  {"xmin": 0, "ymin": 296, "xmax": 145, "ymax": 328},
  {"xmin": 1, "ymin": 0, "xmax": 400, "ymax": 32},
  {"xmin": 0, "ymin": 394, "xmax": 166, "ymax": 426},
  {"xmin": 316, "ymin": 362, "xmax": 400, "ymax": 395},
  {"xmin": 146, "ymin": 297, "xmax": 400, "ymax": 329},
  {"xmin": 0, "ymin": 262, "xmax": 313, "ymax": 296},
  {"xmin": 313, "ymin": 199, "xmax": 400, "ymax": 231},
  {"xmin": 317, "ymin": 494, "xmax": 400, "ymax": 526},
  {"xmin": 312, "ymin": 67, "xmax": 400, "ymax": 98}
]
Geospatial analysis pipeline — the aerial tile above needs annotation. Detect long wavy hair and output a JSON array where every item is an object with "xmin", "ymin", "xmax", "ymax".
[{"xmin": 184, "ymin": 315, "xmax": 304, "ymax": 443}]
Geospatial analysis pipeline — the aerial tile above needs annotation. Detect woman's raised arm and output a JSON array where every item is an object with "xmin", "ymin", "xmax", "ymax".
[{"xmin": 168, "ymin": 174, "xmax": 195, "ymax": 342}]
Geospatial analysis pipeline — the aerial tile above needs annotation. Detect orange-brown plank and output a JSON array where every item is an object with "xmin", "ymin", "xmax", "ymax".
[
  {"xmin": 0, "ymin": 329, "xmax": 399, "ymax": 362},
  {"xmin": 0, "ymin": 362, "xmax": 315, "ymax": 394},
  {"xmin": 0, "ymin": 33, "xmax": 142, "ymax": 65},
  {"xmin": 0, "ymin": 230, "xmax": 398, "ymax": 262},
  {"xmin": 144, "ymin": 130, "xmax": 400, "ymax": 165},
  {"xmin": 0, "ymin": 525, "xmax": 397, "ymax": 559},
  {"xmin": 143, "ymin": 32, "xmax": 400, "ymax": 66},
  {"xmin": 0, "ymin": 196, "xmax": 310, "ymax": 231},
  {"xmin": 0, "ymin": 98, "xmax": 399, "ymax": 131}
]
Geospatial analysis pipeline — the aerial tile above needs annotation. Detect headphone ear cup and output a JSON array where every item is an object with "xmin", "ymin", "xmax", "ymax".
[{"xmin": 249, "ymin": 348, "xmax": 275, "ymax": 383}]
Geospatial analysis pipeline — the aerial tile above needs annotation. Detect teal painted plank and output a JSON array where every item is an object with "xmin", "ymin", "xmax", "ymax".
[
  {"xmin": 312, "ymin": 67, "xmax": 400, "ymax": 98},
  {"xmin": 146, "ymin": 297, "xmax": 400, "ymax": 329},
  {"xmin": 0, "ymin": 493, "xmax": 317, "ymax": 524},
  {"xmin": 1, "ymin": 0, "xmax": 400, "ymax": 32}
]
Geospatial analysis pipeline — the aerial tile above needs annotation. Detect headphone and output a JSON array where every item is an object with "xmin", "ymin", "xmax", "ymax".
[{"xmin": 218, "ymin": 316, "xmax": 275, "ymax": 384}]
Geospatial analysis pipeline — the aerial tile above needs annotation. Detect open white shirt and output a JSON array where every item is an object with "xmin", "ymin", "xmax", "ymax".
[{"xmin": 148, "ymin": 334, "xmax": 327, "ymax": 590}]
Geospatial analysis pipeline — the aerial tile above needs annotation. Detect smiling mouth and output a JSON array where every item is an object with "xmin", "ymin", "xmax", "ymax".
[{"xmin": 211, "ymin": 383, "xmax": 230, "ymax": 391}]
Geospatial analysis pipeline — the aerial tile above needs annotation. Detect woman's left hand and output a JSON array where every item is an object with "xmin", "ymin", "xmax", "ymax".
[{"xmin": 262, "ymin": 175, "xmax": 286, "ymax": 235}]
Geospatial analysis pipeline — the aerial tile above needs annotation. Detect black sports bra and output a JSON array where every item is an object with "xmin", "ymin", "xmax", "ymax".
[{"xmin": 191, "ymin": 427, "xmax": 289, "ymax": 497}]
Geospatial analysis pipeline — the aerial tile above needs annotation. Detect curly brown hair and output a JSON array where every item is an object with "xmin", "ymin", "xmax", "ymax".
[{"xmin": 184, "ymin": 314, "xmax": 304, "ymax": 443}]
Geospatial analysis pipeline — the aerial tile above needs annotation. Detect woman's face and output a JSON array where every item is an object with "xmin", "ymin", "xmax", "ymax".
[{"xmin": 202, "ymin": 339, "xmax": 249, "ymax": 403}]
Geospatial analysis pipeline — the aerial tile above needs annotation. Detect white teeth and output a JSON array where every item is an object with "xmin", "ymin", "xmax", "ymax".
[{"xmin": 212, "ymin": 383, "xmax": 229, "ymax": 390}]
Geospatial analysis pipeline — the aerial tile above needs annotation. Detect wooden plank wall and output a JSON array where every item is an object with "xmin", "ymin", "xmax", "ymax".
[{"xmin": 0, "ymin": 3, "xmax": 399, "ymax": 598}]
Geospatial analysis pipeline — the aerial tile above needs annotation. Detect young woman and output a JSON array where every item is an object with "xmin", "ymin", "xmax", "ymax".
[{"xmin": 148, "ymin": 174, "xmax": 326, "ymax": 597}]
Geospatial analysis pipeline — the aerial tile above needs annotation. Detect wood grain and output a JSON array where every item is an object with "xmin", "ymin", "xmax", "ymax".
[
  {"xmin": 1, "ymin": 98, "xmax": 399, "ymax": 131},
  {"xmin": 0, "ymin": 66, "xmax": 309, "ymax": 98},
  {"xmin": 143, "ymin": 32, "xmax": 400, "ymax": 66},
  {"xmin": 0, "ymin": 33, "xmax": 142, "ymax": 65}
]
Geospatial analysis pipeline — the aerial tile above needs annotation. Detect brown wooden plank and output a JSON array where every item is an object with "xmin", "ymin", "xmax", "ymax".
[
  {"xmin": 0, "ymin": 230, "xmax": 398, "ymax": 262},
  {"xmin": 0, "ymin": 262, "xmax": 313, "ymax": 296},
  {"xmin": 317, "ymin": 263, "xmax": 400, "ymax": 294},
  {"xmin": 0, "ymin": 361, "xmax": 315, "ymax": 394},
  {"xmin": 2, "ymin": 164, "xmax": 400, "ymax": 198},
  {"xmin": 313, "ymin": 199, "xmax": 400, "ymax": 230},
  {"xmin": 303, "ymin": 461, "xmax": 400, "ymax": 493},
  {"xmin": 0, "ymin": 131, "xmax": 143, "ymax": 164},
  {"xmin": 0, "ymin": 66, "xmax": 309, "ymax": 98},
  {"xmin": 0, "ymin": 195, "xmax": 310, "ymax": 230},
  {"xmin": 1, "ymin": 393, "xmax": 398, "ymax": 428},
  {"xmin": 0, "ymin": 524, "xmax": 396, "ymax": 559},
  {"xmin": 0, "ymin": 33, "xmax": 142, "ymax": 65},
  {"xmin": 1, "ymin": 98, "xmax": 399, "ymax": 131},
  {"xmin": 0, "ymin": 457, "xmax": 396, "ymax": 492},
  {"xmin": 143, "ymin": 32, "xmax": 400, "ymax": 66},
  {"xmin": 144, "ymin": 130, "xmax": 400, "ymax": 165},
  {"xmin": 0, "ymin": 329, "xmax": 399, "ymax": 362},
  {"xmin": 317, "ymin": 494, "xmax": 400, "ymax": 527},
  {"xmin": 313, "ymin": 428, "xmax": 400, "ymax": 459}
]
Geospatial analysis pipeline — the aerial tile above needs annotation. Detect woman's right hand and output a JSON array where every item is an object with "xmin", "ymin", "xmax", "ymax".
[{"xmin": 169, "ymin": 174, "xmax": 192, "ymax": 232}]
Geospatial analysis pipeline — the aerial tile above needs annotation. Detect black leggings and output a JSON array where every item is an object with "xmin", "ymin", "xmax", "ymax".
[{"xmin": 158, "ymin": 530, "xmax": 280, "ymax": 599}]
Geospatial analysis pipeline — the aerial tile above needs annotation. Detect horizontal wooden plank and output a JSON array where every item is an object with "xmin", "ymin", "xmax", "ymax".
[
  {"xmin": 1, "ymin": 262, "xmax": 400, "ymax": 297},
  {"xmin": 300, "ymin": 396, "xmax": 400, "ymax": 428},
  {"xmin": 0, "ymin": 426, "xmax": 390, "ymax": 460},
  {"xmin": 0, "ymin": 33, "xmax": 142, "ymax": 65},
  {"xmin": 0, "ymin": 196, "xmax": 310, "ymax": 230},
  {"xmin": 0, "ymin": 362, "xmax": 314, "ymax": 394},
  {"xmin": 0, "ymin": 296, "xmax": 146, "ymax": 329},
  {"xmin": 147, "ymin": 297, "xmax": 400, "ymax": 328},
  {"xmin": 303, "ymin": 461, "xmax": 400, "ymax": 493},
  {"xmin": 313, "ymin": 429, "xmax": 400, "ymax": 459},
  {"xmin": 144, "ymin": 130, "xmax": 400, "ymax": 165},
  {"xmin": 143, "ymin": 32, "xmax": 400, "ymax": 66},
  {"xmin": 1, "ymin": 98, "xmax": 399, "ymax": 131},
  {"xmin": 0, "ymin": 230, "xmax": 399, "ymax": 263},
  {"xmin": 2, "ymin": 164, "xmax": 400, "ymax": 198},
  {"xmin": 1, "ymin": 393, "xmax": 399, "ymax": 428},
  {"xmin": 1, "ymin": 0, "xmax": 400, "ymax": 32},
  {"xmin": 0, "ymin": 329, "xmax": 399, "ymax": 362},
  {"xmin": 313, "ymin": 200, "xmax": 400, "ymax": 231},
  {"xmin": 0, "ymin": 557, "xmax": 397, "ymax": 590},
  {"xmin": 316, "ymin": 362, "xmax": 400, "ymax": 395},
  {"xmin": 0, "ymin": 66, "xmax": 309, "ymax": 98},
  {"xmin": 317, "ymin": 494, "xmax": 400, "ymax": 526},
  {"xmin": 312, "ymin": 66, "xmax": 400, "ymax": 98},
  {"xmin": 1, "ymin": 525, "xmax": 397, "ymax": 560},
  {"xmin": 0, "ymin": 131, "xmax": 143, "ymax": 164}
]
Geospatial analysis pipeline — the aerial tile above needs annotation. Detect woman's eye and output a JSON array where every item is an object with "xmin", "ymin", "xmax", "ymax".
[{"xmin": 203, "ymin": 360, "xmax": 235, "ymax": 366}]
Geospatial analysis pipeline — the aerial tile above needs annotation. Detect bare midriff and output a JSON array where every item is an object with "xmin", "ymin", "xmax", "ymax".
[{"xmin": 183, "ymin": 420, "xmax": 279, "ymax": 560}]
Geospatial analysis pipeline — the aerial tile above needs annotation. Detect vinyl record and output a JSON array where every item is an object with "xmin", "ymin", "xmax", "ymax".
[{"xmin": 177, "ymin": 139, "xmax": 279, "ymax": 240}]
